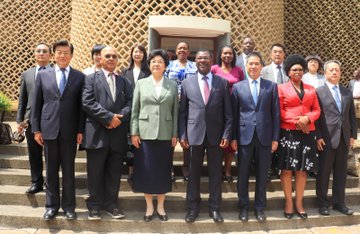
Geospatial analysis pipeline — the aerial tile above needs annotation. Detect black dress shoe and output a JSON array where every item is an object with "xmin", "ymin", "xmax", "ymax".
[
  {"xmin": 239, "ymin": 209, "xmax": 248, "ymax": 222},
  {"xmin": 157, "ymin": 211, "xmax": 168, "ymax": 221},
  {"xmin": 26, "ymin": 183, "xmax": 43, "ymax": 194},
  {"xmin": 43, "ymin": 209, "xmax": 58, "ymax": 220},
  {"xmin": 284, "ymin": 211, "xmax": 294, "ymax": 219},
  {"xmin": 318, "ymin": 207, "xmax": 330, "ymax": 216},
  {"xmin": 106, "ymin": 208, "xmax": 125, "ymax": 219},
  {"xmin": 296, "ymin": 210, "xmax": 308, "ymax": 219},
  {"xmin": 144, "ymin": 213, "xmax": 153, "ymax": 222},
  {"xmin": 88, "ymin": 209, "xmax": 101, "ymax": 220},
  {"xmin": 333, "ymin": 205, "xmax": 354, "ymax": 215},
  {"xmin": 183, "ymin": 176, "xmax": 189, "ymax": 182},
  {"xmin": 223, "ymin": 175, "xmax": 233, "ymax": 182},
  {"xmin": 185, "ymin": 210, "xmax": 198, "ymax": 223},
  {"xmin": 65, "ymin": 211, "xmax": 77, "ymax": 220},
  {"xmin": 255, "ymin": 210, "xmax": 266, "ymax": 222},
  {"xmin": 209, "ymin": 210, "xmax": 224, "ymax": 223}
]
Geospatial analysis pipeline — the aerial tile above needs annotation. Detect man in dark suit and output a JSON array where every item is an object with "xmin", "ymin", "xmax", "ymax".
[
  {"xmin": 261, "ymin": 43, "xmax": 288, "ymax": 84},
  {"xmin": 179, "ymin": 50, "xmax": 233, "ymax": 223},
  {"xmin": 31, "ymin": 39, "xmax": 85, "ymax": 220},
  {"xmin": 316, "ymin": 60, "xmax": 357, "ymax": 216},
  {"xmin": 235, "ymin": 37, "xmax": 255, "ymax": 77},
  {"xmin": 231, "ymin": 52, "xmax": 280, "ymax": 222},
  {"xmin": 16, "ymin": 43, "xmax": 52, "ymax": 194},
  {"xmin": 82, "ymin": 46, "xmax": 132, "ymax": 220}
]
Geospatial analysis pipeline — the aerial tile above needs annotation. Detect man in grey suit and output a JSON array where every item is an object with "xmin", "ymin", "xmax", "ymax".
[
  {"xmin": 261, "ymin": 43, "xmax": 288, "ymax": 84},
  {"xmin": 316, "ymin": 60, "xmax": 357, "ymax": 216},
  {"xmin": 179, "ymin": 50, "xmax": 233, "ymax": 223},
  {"xmin": 82, "ymin": 46, "xmax": 132, "ymax": 220},
  {"xmin": 16, "ymin": 43, "xmax": 52, "ymax": 194},
  {"xmin": 32, "ymin": 39, "xmax": 85, "ymax": 220},
  {"xmin": 235, "ymin": 37, "xmax": 255, "ymax": 77}
]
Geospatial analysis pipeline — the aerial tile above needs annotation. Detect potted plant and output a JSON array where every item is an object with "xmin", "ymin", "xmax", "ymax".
[{"xmin": 0, "ymin": 92, "xmax": 11, "ymax": 122}]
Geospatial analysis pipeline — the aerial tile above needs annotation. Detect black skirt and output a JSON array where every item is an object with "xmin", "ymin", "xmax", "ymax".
[
  {"xmin": 277, "ymin": 129, "xmax": 318, "ymax": 173},
  {"xmin": 133, "ymin": 140, "xmax": 173, "ymax": 194}
]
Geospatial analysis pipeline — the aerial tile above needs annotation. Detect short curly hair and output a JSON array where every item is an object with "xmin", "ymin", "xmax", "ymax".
[{"xmin": 284, "ymin": 54, "xmax": 307, "ymax": 76}]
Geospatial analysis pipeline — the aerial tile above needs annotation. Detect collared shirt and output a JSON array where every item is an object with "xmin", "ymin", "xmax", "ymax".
[
  {"xmin": 55, "ymin": 64, "xmax": 70, "ymax": 89},
  {"xmin": 197, "ymin": 72, "xmax": 212, "ymax": 103},
  {"xmin": 326, "ymin": 81, "xmax": 342, "ymax": 102},
  {"xmin": 132, "ymin": 66, "xmax": 141, "ymax": 84},
  {"xmin": 151, "ymin": 75, "xmax": 164, "ymax": 98},
  {"xmin": 271, "ymin": 62, "xmax": 285, "ymax": 84},
  {"xmin": 35, "ymin": 65, "xmax": 46, "ymax": 80},
  {"xmin": 352, "ymin": 80, "xmax": 360, "ymax": 98},
  {"xmin": 83, "ymin": 65, "xmax": 101, "ymax": 75},
  {"xmin": 247, "ymin": 76, "xmax": 261, "ymax": 94},
  {"xmin": 302, "ymin": 72, "xmax": 325, "ymax": 89},
  {"xmin": 102, "ymin": 68, "xmax": 116, "ymax": 94}
]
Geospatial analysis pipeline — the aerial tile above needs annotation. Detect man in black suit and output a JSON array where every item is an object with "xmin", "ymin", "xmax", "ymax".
[
  {"xmin": 31, "ymin": 39, "xmax": 85, "ymax": 220},
  {"xmin": 16, "ymin": 43, "xmax": 52, "ymax": 194},
  {"xmin": 231, "ymin": 52, "xmax": 280, "ymax": 222},
  {"xmin": 316, "ymin": 60, "xmax": 357, "ymax": 216},
  {"xmin": 179, "ymin": 50, "xmax": 233, "ymax": 223},
  {"xmin": 82, "ymin": 46, "xmax": 132, "ymax": 220}
]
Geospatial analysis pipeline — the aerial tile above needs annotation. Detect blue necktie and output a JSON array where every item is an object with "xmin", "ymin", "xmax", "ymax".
[
  {"xmin": 59, "ymin": 68, "xmax": 67, "ymax": 95},
  {"xmin": 332, "ymin": 86, "xmax": 341, "ymax": 112},
  {"xmin": 251, "ymin": 80, "xmax": 258, "ymax": 104}
]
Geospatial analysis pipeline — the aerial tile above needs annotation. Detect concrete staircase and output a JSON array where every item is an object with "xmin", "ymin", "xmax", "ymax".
[{"xmin": 0, "ymin": 137, "xmax": 359, "ymax": 233}]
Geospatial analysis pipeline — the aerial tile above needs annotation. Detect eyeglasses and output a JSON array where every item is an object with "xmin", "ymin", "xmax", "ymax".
[
  {"xmin": 104, "ymin": 54, "xmax": 118, "ymax": 59},
  {"xmin": 290, "ymin": 68, "xmax": 304, "ymax": 72},
  {"xmin": 35, "ymin": 49, "xmax": 49, "ymax": 54}
]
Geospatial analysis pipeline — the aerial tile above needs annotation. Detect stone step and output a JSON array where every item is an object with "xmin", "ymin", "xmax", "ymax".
[
  {"xmin": 0, "ymin": 204, "xmax": 359, "ymax": 233},
  {"xmin": 0, "ymin": 184, "xmax": 359, "ymax": 212},
  {"xmin": 1, "ymin": 168, "xmax": 358, "ymax": 192}
]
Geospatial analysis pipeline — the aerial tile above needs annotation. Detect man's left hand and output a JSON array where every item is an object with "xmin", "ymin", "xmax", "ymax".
[{"xmin": 220, "ymin": 139, "xmax": 229, "ymax": 148}]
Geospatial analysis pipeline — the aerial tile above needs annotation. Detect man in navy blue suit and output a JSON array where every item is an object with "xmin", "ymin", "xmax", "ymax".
[
  {"xmin": 179, "ymin": 50, "xmax": 233, "ymax": 223},
  {"xmin": 31, "ymin": 39, "xmax": 85, "ymax": 220},
  {"xmin": 231, "ymin": 52, "xmax": 280, "ymax": 222}
]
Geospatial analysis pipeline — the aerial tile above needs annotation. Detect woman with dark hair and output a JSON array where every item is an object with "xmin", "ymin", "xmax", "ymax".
[
  {"xmin": 121, "ymin": 43, "xmax": 151, "ymax": 89},
  {"xmin": 302, "ymin": 54, "xmax": 325, "ymax": 88},
  {"xmin": 277, "ymin": 54, "xmax": 321, "ymax": 219},
  {"xmin": 211, "ymin": 45, "xmax": 244, "ymax": 182},
  {"xmin": 131, "ymin": 49, "xmax": 178, "ymax": 222},
  {"xmin": 83, "ymin": 44, "xmax": 106, "ymax": 75}
]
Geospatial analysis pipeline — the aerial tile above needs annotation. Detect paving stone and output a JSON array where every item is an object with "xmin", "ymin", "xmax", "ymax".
[
  {"xmin": 311, "ymin": 226, "xmax": 355, "ymax": 234},
  {"xmin": 270, "ymin": 229, "xmax": 313, "ymax": 234}
]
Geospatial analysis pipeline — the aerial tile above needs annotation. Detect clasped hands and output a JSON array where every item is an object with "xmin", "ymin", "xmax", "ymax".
[
  {"xmin": 295, "ymin": 115, "xmax": 310, "ymax": 134},
  {"xmin": 106, "ymin": 114, "xmax": 123, "ymax": 129},
  {"xmin": 179, "ymin": 138, "xmax": 229, "ymax": 149}
]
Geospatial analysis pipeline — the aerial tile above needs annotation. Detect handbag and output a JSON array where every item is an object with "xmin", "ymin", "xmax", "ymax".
[{"xmin": 0, "ymin": 111, "xmax": 14, "ymax": 145}]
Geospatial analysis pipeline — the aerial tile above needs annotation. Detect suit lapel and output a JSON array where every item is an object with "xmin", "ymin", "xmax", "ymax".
[
  {"xmin": 244, "ymin": 79, "xmax": 256, "ymax": 106},
  {"xmin": 339, "ymin": 85, "xmax": 348, "ymax": 114},
  {"xmin": 158, "ymin": 78, "xmax": 170, "ymax": 103},
  {"xmin": 98, "ymin": 70, "xmax": 114, "ymax": 102},
  {"xmin": 194, "ymin": 73, "xmax": 206, "ymax": 106},
  {"xmin": 324, "ymin": 84, "xmax": 340, "ymax": 113},
  {"xmin": 48, "ymin": 68, "xmax": 60, "ymax": 96},
  {"xmin": 256, "ymin": 78, "xmax": 266, "ymax": 107}
]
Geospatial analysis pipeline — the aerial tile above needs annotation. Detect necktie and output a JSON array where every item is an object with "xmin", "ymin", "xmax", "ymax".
[
  {"xmin": 277, "ymin": 65, "xmax": 284, "ymax": 84},
  {"xmin": 202, "ymin": 76, "xmax": 210, "ymax": 104},
  {"xmin": 107, "ymin": 73, "xmax": 115, "ymax": 101},
  {"xmin": 251, "ymin": 80, "xmax": 258, "ymax": 104},
  {"xmin": 59, "ymin": 68, "xmax": 67, "ymax": 95},
  {"xmin": 332, "ymin": 86, "xmax": 341, "ymax": 112},
  {"xmin": 38, "ymin": 66, "xmax": 46, "ymax": 71}
]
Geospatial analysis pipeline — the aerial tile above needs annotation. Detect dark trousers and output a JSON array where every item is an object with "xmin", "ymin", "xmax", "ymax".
[
  {"xmin": 186, "ymin": 139, "xmax": 223, "ymax": 212},
  {"xmin": 316, "ymin": 135, "xmax": 348, "ymax": 208},
  {"xmin": 182, "ymin": 148, "xmax": 190, "ymax": 177},
  {"xmin": 25, "ymin": 124, "xmax": 43, "ymax": 186},
  {"xmin": 44, "ymin": 135, "xmax": 77, "ymax": 212},
  {"xmin": 237, "ymin": 132, "xmax": 272, "ymax": 210},
  {"xmin": 86, "ymin": 147, "xmax": 124, "ymax": 210}
]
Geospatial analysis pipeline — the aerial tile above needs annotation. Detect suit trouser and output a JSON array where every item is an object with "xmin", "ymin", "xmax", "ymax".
[
  {"xmin": 86, "ymin": 147, "xmax": 124, "ymax": 210},
  {"xmin": 237, "ymin": 132, "xmax": 272, "ymax": 210},
  {"xmin": 316, "ymin": 135, "xmax": 348, "ymax": 208},
  {"xmin": 182, "ymin": 148, "xmax": 190, "ymax": 177},
  {"xmin": 186, "ymin": 139, "xmax": 223, "ymax": 212},
  {"xmin": 44, "ymin": 135, "xmax": 77, "ymax": 212},
  {"xmin": 25, "ymin": 124, "xmax": 43, "ymax": 186}
]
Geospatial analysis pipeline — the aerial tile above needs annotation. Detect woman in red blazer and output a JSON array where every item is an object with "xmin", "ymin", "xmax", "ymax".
[{"xmin": 277, "ymin": 55, "xmax": 321, "ymax": 220}]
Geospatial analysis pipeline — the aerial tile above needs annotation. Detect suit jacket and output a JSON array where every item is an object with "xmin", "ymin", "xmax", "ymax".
[
  {"xmin": 316, "ymin": 84, "xmax": 357, "ymax": 149},
  {"xmin": 261, "ymin": 64, "xmax": 289, "ymax": 84},
  {"xmin": 121, "ymin": 67, "xmax": 151, "ymax": 90},
  {"xmin": 82, "ymin": 70, "xmax": 132, "ymax": 152},
  {"xmin": 31, "ymin": 66, "xmax": 85, "ymax": 141},
  {"xmin": 278, "ymin": 82, "xmax": 321, "ymax": 131},
  {"xmin": 232, "ymin": 78, "xmax": 280, "ymax": 146},
  {"xmin": 348, "ymin": 79, "xmax": 355, "ymax": 92},
  {"xmin": 235, "ymin": 54, "xmax": 246, "ymax": 77},
  {"xmin": 179, "ymin": 73, "xmax": 233, "ymax": 146},
  {"xmin": 130, "ymin": 76, "xmax": 178, "ymax": 140},
  {"xmin": 16, "ymin": 65, "xmax": 51, "ymax": 123}
]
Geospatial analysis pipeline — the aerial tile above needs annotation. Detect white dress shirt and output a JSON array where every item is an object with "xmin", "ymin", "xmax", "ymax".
[{"xmin": 197, "ymin": 72, "xmax": 213, "ymax": 103}]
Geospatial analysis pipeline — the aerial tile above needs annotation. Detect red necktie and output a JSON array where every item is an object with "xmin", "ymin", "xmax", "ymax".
[{"xmin": 203, "ymin": 76, "xmax": 210, "ymax": 104}]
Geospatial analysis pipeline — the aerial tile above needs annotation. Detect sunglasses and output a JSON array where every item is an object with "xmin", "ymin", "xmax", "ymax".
[
  {"xmin": 290, "ymin": 68, "xmax": 304, "ymax": 72},
  {"xmin": 104, "ymin": 54, "xmax": 118, "ymax": 59}
]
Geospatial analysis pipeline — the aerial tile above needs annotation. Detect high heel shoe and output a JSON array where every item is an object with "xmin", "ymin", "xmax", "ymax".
[
  {"xmin": 157, "ymin": 211, "xmax": 168, "ymax": 221},
  {"xmin": 283, "ymin": 211, "xmax": 294, "ymax": 219},
  {"xmin": 144, "ymin": 212, "xmax": 154, "ymax": 222},
  {"xmin": 296, "ymin": 210, "xmax": 308, "ymax": 219}
]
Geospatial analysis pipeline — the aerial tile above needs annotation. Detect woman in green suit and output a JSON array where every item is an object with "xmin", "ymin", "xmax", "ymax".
[{"xmin": 130, "ymin": 49, "xmax": 178, "ymax": 222}]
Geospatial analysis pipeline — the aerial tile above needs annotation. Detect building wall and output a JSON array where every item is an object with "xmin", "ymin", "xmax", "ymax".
[{"xmin": 1, "ymin": 0, "xmax": 358, "ymax": 103}]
